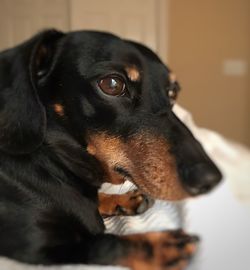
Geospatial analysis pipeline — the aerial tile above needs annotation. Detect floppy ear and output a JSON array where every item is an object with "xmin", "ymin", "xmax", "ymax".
[{"xmin": 0, "ymin": 29, "xmax": 64, "ymax": 155}]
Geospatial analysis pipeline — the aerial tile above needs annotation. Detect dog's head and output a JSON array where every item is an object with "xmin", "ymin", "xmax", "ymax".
[{"xmin": 0, "ymin": 30, "xmax": 222, "ymax": 200}]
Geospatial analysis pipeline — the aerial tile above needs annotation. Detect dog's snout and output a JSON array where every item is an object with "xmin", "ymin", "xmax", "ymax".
[{"xmin": 183, "ymin": 163, "xmax": 222, "ymax": 195}]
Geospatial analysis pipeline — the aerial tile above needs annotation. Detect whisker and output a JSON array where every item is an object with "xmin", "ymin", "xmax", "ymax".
[{"xmin": 119, "ymin": 181, "xmax": 124, "ymax": 194}]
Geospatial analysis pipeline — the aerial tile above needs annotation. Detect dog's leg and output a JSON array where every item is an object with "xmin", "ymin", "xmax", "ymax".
[
  {"xmin": 87, "ymin": 230, "xmax": 199, "ymax": 270},
  {"xmin": 98, "ymin": 190, "xmax": 154, "ymax": 217},
  {"xmin": 41, "ymin": 230, "xmax": 198, "ymax": 269}
]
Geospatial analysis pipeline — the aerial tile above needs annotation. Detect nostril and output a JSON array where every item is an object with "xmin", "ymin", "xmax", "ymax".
[{"xmin": 183, "ymin": 163, "xmax": 222, "ymax": 195}]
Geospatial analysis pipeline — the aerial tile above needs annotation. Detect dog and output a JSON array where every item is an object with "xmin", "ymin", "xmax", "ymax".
[{"xmin": 0, "ymin": 29, "xmax": 222, "ymax": 269}]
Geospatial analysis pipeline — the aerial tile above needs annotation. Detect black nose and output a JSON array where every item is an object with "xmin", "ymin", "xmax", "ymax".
[{"xmin": 183, "ymin": 163, "xmax": 222, "ymax": 195}]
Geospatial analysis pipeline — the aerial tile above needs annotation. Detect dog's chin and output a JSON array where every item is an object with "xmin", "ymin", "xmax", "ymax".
[
  {"xmin": 109, "ymin": 165, "xmax": 190, "ymax": 201},
  {"xmin": 131, "ymin": 178, "xmax": 189, "ymax": 201},
  {"xmin": 145, "ymin": 187, "xmax": 189, "ymax": 201}
]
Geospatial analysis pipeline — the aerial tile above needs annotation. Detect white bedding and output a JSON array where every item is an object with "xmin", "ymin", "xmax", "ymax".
[{"xmin": 1, "ymin": 104, "xmax": 249, "ymax": 270}]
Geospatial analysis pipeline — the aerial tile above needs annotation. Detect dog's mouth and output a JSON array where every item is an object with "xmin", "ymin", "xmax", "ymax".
[
  {"xmin": 114, "ymin": 166, "xmax": 133, "ymax": 181},
  {"xmin": 86, "ymin": 131, "xmax": 189, "ymax": 200}
]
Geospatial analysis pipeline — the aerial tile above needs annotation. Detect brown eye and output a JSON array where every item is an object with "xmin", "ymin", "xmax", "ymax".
[
  {"xmin": 167, "ymin": 89, "xmax": 178, "ymax": 106},
  {"xmin": 98, "ymin": 76, "xmax": 126, "ymax": 96},
  {"xmin": 167, "ymin": 81, "xmax": 180, "ymax": 105},
  {"xmin": 168, "ymin": 89, "xmax": 178, "ymax": 104}
]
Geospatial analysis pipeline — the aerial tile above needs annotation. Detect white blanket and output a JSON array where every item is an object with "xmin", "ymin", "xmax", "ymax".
[{"xmin": 1, "ymin": 104, "xmax": 249, "ymax": 270}]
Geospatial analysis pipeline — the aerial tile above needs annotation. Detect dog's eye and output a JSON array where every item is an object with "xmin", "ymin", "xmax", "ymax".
[
  {"xmin": 98, "ymin": 76, "xmax": 126, "ymax": 96},
  {"xmin": 168, "ymin": 89, "xmax": 178, "ymax": 105},
  {"xmin": 167, "ymin": 81, "xmax": 181, "ymax": 105}
]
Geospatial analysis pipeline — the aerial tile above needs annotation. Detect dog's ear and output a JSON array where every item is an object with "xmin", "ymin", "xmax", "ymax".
[{"xmin": 0, "ymin": 29, "xmax": 64, "ymax": 155}]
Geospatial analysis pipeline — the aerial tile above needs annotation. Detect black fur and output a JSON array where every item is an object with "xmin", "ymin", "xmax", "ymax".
[{"xmin": 0, "ymin": 29, "xmax": 222, "ymax": 265}]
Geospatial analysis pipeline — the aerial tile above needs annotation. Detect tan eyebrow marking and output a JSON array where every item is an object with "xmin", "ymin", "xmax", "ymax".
[
  {"xmin": 125, "ymin": 65, "xmax": 141, "ymax": 82},
  {"xmin": 53, "ymin": 103, "xmax": 64, "ymax": 117},
  {"xmin": 169, "ymin": 72, "xmax": 177, "ymax": 83}
]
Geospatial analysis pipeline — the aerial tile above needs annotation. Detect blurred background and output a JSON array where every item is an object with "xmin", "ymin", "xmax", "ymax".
[{"xmin": 0, "ymin": 0, "xmax": 249, "ymax": 146}]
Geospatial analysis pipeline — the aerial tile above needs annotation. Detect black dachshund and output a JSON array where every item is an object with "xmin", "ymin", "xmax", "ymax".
[{"xmin": 0, "ymin": 30, "xmax": 222, "ymax": 269}]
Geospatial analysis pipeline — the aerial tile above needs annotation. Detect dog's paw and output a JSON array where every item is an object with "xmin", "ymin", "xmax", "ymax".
[
  {"xmin": 155, "ymin": 230, "xmax": 199, "ymax": 269},
  {"xmin": 98, "ymin": 190, "xmax": 154, "ymax": 217},
  {"xmin": 121, "ymin": 230, "xmax": 199, "ymax": 270},
  {"xmin": 115, "ymin": 190, "xmax": 154, "ymax": 215}
]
